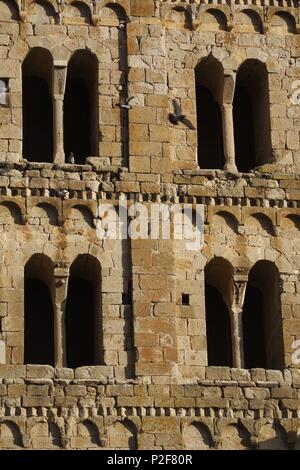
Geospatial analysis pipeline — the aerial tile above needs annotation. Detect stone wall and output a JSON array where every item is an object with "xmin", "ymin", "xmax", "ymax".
[
  {"xmin": 0, "ymin": 0, "xmax": 300, "ymax": 450},
  {"xmin": 0, "ymin": 365, "xmax": 299, "ymax": 450},
  {"xmin": 0, "ymin": 0, "xmax": 299, "ymax": 170}
]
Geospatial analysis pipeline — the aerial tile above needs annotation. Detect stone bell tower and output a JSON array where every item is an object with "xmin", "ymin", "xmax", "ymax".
[{"xmin": 0, "ymin": 0, "xmax": 299, "ymax": 450}]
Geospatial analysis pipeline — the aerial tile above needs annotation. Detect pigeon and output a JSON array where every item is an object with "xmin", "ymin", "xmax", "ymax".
[
  {"xmin": 56, "ymin": 189, "xmax": 69, "ymax": 199},
  {"xmin": 169, "ymin": 99, "xmax": 196, "ymax": 129},
  {"xmin": 119, "ymin": 20, "xmax": 126, "ymax": 30},
  {"xmin": 0, "ymin": 80, "xmax": 9, "ymax": 106},
  {"xmin": 117, "ymin": 96, "xmax": 135, "ymax": 110},
  {"xmin": 67, "ymin": 152, "xmax": 75, "ymax": 164}
]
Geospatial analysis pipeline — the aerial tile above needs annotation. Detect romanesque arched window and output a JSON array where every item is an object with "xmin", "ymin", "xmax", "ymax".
[
  {"xmin": 24, "ymin": 254, "xmax": 55, "ymax": 365},
  {"xmin": 65, "ymin": 254, "xmax": 101, "ymax": 368},
  {"xmin": 233, "ymin": 59, "xmax": 272, "ymax": 172},
  {"xmin": 22, "ymin": 48, "xmax": 54, "ymax": 163},
  {"xmin": 204, "ymin": 258, "xmax": 233, "ymax": 366},
  {"xmin": 195, "ymin": 57, "xmax": 225, "ymax": 169},
  {"xmin": 64, "ymin": 51, "xmax": 98, "ymax": 164},
  {"xmin": 243, "ymin": 261, "xmax": 284, "ymax": 369}
]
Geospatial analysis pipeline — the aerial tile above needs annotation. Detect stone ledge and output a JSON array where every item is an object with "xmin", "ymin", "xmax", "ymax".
[{"xmin": 0, "ymin": 365, "xmax": 298, "ymax": 385}]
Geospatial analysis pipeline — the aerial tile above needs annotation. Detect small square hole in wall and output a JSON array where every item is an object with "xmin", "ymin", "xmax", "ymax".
[
  {"xmin": 182, "ymin": 293, "xmax": 190, "ymax": 306},
  {"xmin": 0, "ymin": 79, "xmax": 9, "ymax": 107}
]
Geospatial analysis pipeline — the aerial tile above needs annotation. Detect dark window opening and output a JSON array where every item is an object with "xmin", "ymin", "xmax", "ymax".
[
  {"xmin": 196, "ymin": 86, "xmax": 225, "ymax": 169},
  {"xmin": 65, "ymin": 278, "xmax": 95, "ymax": 368},
  {"xmin": 182, "ymin": 293, "xmax": 190, "ymax": 306},
  {"xmin": 64, "ymin": 78, "xmax": 90, "ymax": 164},
  {"xmin": 233, "ymin": 86, "xmax": 255, "ymax": 173},
  {"xmin": 22, "ymin": 49, "xmax": 53, "ymax": 163},
  {"xmin": 233, "ymin": 60, "xmax": 272, "ymax": 172},
  {"xmin": 24, "ymin": 278, "xmax": 54, "ymax": 365},
  {"xmin": 242, "ymin": 285, "xmax": 265, "ymax": 368},
  {"xmin": 242, "ymin": 261, "xmax": 284, "ymax": 370},
  {"xmin": 195, "ymin": 57, "xmax": 225, "ymax": 170},
  {"xmin": 64, "ymin": 51, "xmax": 98, "ymax": 164},
  {"xmin": 205, "ymin": 284, "xmax": 232, "ymax": 367}
]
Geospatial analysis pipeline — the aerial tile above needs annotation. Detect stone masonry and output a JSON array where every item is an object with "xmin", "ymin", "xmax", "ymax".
[{"xmin": 0, "ymin": 0, "xmax": 299, "ymax": 450}]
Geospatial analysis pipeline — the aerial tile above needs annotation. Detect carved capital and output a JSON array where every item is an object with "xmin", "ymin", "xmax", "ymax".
[
  {"xmin": 223, "ymin": 72, "xmax": 236, "ymax": 104},
  {"xmin": 54, "ymin": 261, "xmax": 70, "ymax": 279},
  {"xmin": 233, "ymin": 269, "xmax": 248, "ymax": 309},
  {"xmin": 92, "ymin": 15, "xmax": 101, "ymax": 27}
]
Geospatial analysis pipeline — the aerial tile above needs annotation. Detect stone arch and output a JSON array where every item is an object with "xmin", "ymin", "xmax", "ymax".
[
  {"xmin": 77, "ymin": 420, "xmax": 100, "ymax": 448},
  {"xmin": 49, "ymin": 422, "xmax": 62, "ymax": 448},
  {"xmin": 259, "ymin": 423, "xmax": 288, "ymax": 450},
  {"xmin": 30, "ymin": 203, "xmax": 59, "ymax": 227},
  {"xmin": 24, "ymin": 254, "xmax": 55, "ymax": 366},
  {"xmin": 0, "ymin": 421, "xmax": 23, "ymax": 449},
  {"xmin": 270, "ymin": 11, "xmax": 296, "ymax": 34},
  {"xmin": 220, "ymin": 423, "xmax": 250, "ymax": 450},
  {"xmin": 165, "ymin": 6, "xmax": 191, "ymax": 29},
  {"xmin": 0, "ymin": 0, "xmax": 20, "ymax": 20},
  {"xmin": 30, "ymin": 421, "xmax": 62, "ymax": 449},
  {"xmin": 204, "ymin": 257, "xmax": 233, "ymax": 367},
  {"xmin": 22, "ymin": 48, "xmax": 54, "ymax": 163},
  {"xmin": 106, "ymin": 420, "xmax": 137, "ymax": 450},
  {"xmin": 64, "ymin": 50, "xmax": 98, "ymax": 164},
  {"xmin": 0, "ymin": 201, "xmax": 23, "ymax": 225},
  {"xmin": 183, "ymin": 422, "xmax": 213, "ymax": 449},
  {"xmin": 27, "ymin": 0, "xmax": 57, "ymax": 24},
  {"xmin": 233, "ymin": 59, "xmax": 272, "ymax": 172},
  {"xmin": 281, "ymin": 214, "xmax": 300, "ymax": 231},
  {"xmin": 234, "ymin": 9, "xmax": 263, "ymax": 33},
  {"xmin": 64, "ymin": 205, "xmax": 95, "ymax": 234},
  {"xmin": 244, "ymin": 213, "xmax": 274, "ymax": 236},
  {"xmin": 98, "ymin": 2, "xmax": 128, "ymax": 21},
  {"xmin": 201, "ymin": 9, "xmax": 227, "ymax": 32},
  {"xmin": 63, "ymin": 1, "xmax": 92, "ymax": 25},
  {"xmin": 65, "ymin": 254, "xmax": 102, "ymax": 368},
  {"xmin": 195, "ymin": 56, "xmax": 225, "ymax": 170},
  {"xmin": 211, "ymin": 211, "xmax": 239, "ymax": 235},
  {"xmin": 242, "ymin": 261, "xmax": 284, "ymax": 370}
]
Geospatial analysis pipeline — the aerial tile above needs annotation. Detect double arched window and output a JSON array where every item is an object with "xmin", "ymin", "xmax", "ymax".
[
  {"xmin": 204, "ymin": 258, "xmax": 284, "ymax": 370},
  {"xmin": 22, "ymin": 48, "xmax": 97, "ymax": 165},
  {"xmin": 196, "ymin": 58, "xmax": 272, "ymax": 172},
  {"xmin": 24, "ymin": 254, "xmax": 101, "ymax": 368}
]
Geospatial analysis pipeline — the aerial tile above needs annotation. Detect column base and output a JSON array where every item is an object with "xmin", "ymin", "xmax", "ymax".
[
  {"xmin": 224, "ymin": 162, "xmax": 238, "ymax": 173},
  {"xmin": 54, "ymin": 151, "xmax": 65, "ymax": 165}
]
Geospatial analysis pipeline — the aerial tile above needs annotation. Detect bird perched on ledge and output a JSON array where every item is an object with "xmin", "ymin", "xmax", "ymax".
[
  {"xmin": 67, "ymin": 152, "xmax": 75, "ymax": 164},
  {"xmin": 116, "ymin": 96, "xmax": 135, "ymax": 110},
  {"xmin": 56, "ymin": 189, "xmax": 69, "ymax": 199},
  {"xmin": 169, "ymin": 99, "xmax": 195, "ymax": 130}
]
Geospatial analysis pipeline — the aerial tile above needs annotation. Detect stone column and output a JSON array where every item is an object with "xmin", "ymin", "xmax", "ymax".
[
  {"xmin": 53, "ymin": 94, "xmax": 64, "ymax": 164},
  {"xmin": 54, "ymin": 263, "xmax": 69, "ymax": 367},
  {"xmin": 230, "ymin": 306, "xmax": 244, "ymax": 368},
  {"xmin": 53, "ymin": 61, "xmax": 67, "ymax": 165},
  {"xmin": 222, "ymin": 73, "xmax": 237, "ymax": 173},
  {"xmin": 230, "ymin": 269, "xmax": 248, "ymax": 368}
]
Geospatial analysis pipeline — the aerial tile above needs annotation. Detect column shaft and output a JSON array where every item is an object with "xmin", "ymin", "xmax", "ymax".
[
  {"xmin": 222, "ymin": 103, "xmax": 237, "ymax": 172},
  {"xmin": 54, "ymin": 94, "xmax": 64, "ymax": 165},
  {"xmin": 230, "ymin": 308, "xmax": 244, "ymax": 368}
]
